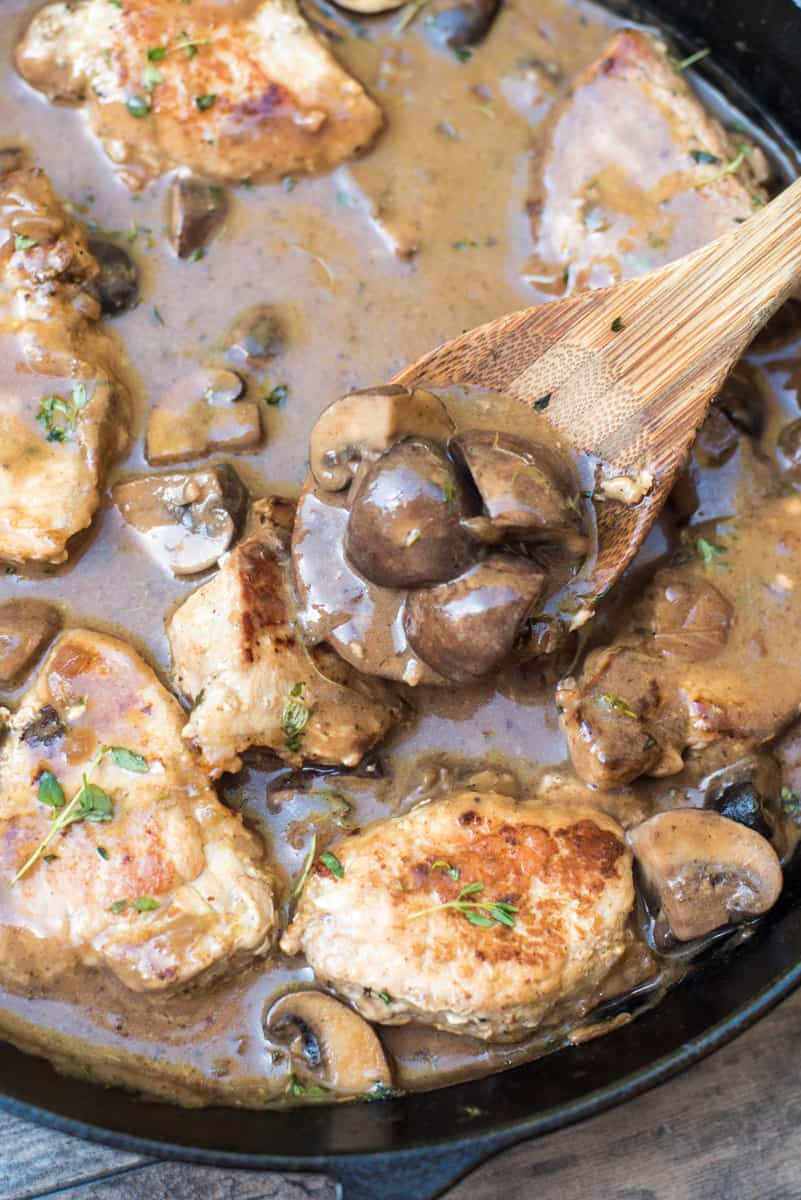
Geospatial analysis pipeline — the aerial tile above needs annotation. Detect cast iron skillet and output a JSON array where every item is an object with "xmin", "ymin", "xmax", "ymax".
[{"xmin": 3, "ymin": 2, "xmax": 801, "ymax": 1197}]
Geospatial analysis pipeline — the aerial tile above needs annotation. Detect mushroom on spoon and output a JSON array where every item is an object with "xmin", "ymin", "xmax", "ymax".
[{"xmin": 390, "ymin": 175, "xmax": 801, "ymax": 617}]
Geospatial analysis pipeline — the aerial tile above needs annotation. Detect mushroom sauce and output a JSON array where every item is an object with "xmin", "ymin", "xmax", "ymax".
[{"xmin": 1, "ymin": 0, "xmax": 801, "ymax": 1108}]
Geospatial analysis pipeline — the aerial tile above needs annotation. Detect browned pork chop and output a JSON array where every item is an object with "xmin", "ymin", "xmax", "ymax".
[
  {"xmin": 0, "ymin": 168, "xmax": 130, "ymax": 564},
  {"xmin": 282, "ymin": 790, "xmax": 634, "ymax": 1041},
  {"xmin": 16, "ymin": 0, "xmax": 383, "ymax": 189},
  {"xmin": 168, "ymin": 498, "xmax": 402, "ymax": 777},
  {"xmin": 558, "ymin": 495, "xmax": 801, "ymax": 789},
  {"xmin": 0, "ymin": 629, "xmax": 276, "ymax": 993},
  {"xmin": 526, "ymin": 28, "xmax": 768, "ymax": 295}
]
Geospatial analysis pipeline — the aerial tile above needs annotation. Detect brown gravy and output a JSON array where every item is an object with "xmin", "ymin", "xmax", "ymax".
[{"xmin": 1, "ymin": 0, "xmax": 801, "ymax": 1107}]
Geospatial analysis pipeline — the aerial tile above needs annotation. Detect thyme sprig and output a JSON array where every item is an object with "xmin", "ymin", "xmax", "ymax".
[{"xmin": 410, "ymin": 881, "xmax": 517, "ymax": 929}]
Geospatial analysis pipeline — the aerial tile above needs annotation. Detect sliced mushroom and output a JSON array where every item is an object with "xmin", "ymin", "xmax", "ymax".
[
  {"xmin": 112, "ymin": 464, "xmax": 247, "ymax": 575},
  {"xmin": 628, "ymin": 809, "xmax": 783, "ymax": 944},
  {"xmin": 224, "ymin": 303, "xmax": 286, "ymax": 372},
  {"xmin": 87, "ymin": 238, "xmax": 140, "ymax": 316},
  {"xmin": 345, "ymin": 437, "xmax": 478, "ymax": 587},
  {"xmin": 265, "ymin": 990, "xmax": 392, "ymax": 1094},
  {"xmin": 167, "ymin": 171, "xmax": 228, "ymax": 260},
  {"xmin": 310, "ymin": 385, "xmax": 454, "ymax": 492},
  {"xmin": 426, "ymin": 0, "xmax": 501, "ymax": 50},
  {"xmin": 403, "ymin": 554, "xmax": 547, "ymax": 683},
  {"xmin": 639, "ymin": 577, "xmax": 733, "ymax": 661},
  {"xmin": 146, "ymin": 368, "xmax": 261, "ymax": 466},
  {"xmin": 450, "ymin": 429, "xmax": 588, "ymax": 555},
  {"xmin": 0, "ymin": 599, "xmax": 61, "ymax": 685}
]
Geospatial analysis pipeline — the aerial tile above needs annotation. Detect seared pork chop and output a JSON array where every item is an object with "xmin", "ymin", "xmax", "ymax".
[
  {"xmin": 0, "ymin": 168, "xmax": 130, "ymax": 564},
  {"xmin": 527, "ymin": 29, "xmax": 768, "ymax": 295},
  {"xmin": 16, "ymin": 0, "xmax": 383, "ymax": 189},
  {"xmin": 168, "ymin": 498, "xmax": 402, "ymax": 777},
  {"xmin": 0, "ymin": 629, "xmax": 276, "ymax": 993},
  {"xmin": 282, "ymin": 790, "xmax": 634, "ymax": 1040}
]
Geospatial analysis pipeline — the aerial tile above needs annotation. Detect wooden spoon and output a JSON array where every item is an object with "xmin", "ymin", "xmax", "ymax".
[{"xmin": 393, "ymin": 175, "xmax": 801, "ymax": 623}]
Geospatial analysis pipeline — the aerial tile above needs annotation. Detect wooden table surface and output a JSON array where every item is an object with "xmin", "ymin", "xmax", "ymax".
[{"xmin": 3, "ymin": 985, "xmax": 801, "ymax": 1200}]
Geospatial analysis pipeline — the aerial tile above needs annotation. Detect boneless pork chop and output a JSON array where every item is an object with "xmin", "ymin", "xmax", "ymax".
[
  {"xmin": 282, "ymin": 791, "xmax": 634, "ymax": 1040},
  {"xmin": 0, "ymin": 168, "xmax": 130, "ymax": 564},
  {"xmin": 0, "ymin": 629, "xmax": 276, "ymax": 993},
  {"xmin": 169, "ymin": 498, "xmax": 401, "ymax": 776},
  {"xmin": 16, "ymin": 0, "xmax": 384, "ymax": 189}
]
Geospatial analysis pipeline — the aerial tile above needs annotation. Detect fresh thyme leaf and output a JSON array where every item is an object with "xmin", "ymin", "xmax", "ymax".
[
  {"xmin": 611, "ymin": 316, "xmax": 625, "ymax": 332},
  {"xmin": 109, "ymin": 899, "xmax": 127, "ymax": 913},
  {"xmin": 690, "ymin": 149, "xmax": 721, "ymax": 165},
  {"xmin": 431, "ymin": 859, "xmax": 460, "ymax": 880},
  {"xmin": 77, "ymin": 781, "xmax": 114, "ymax": 822},
  {"xmin": 266, "ymin": 383, "xmax": 289, "ymax": 406},
  {"xmin": 97, "ymin": 845, "xmax": 109, "ymax": 860},
  {"xmin": 690, "ymin": 143, "xmax": 749, "ymax": 190},
  {"xmin": 132, "ymin": 896, "xmax": 159, "ymax": 912},
  {"xmin": 454, "ymin": 47, "xmax": 472, "ymax": 62},
  {"xmin": 108, "ymin": 746, "xmax": 149, "ymax": 773},
  {"xmin": 13, "ymin": 233, "xmax": 37, "ymax": 251},
  {"xmin": 152, "ymin": 306, "xmax": 165, "ymax": 325},
  {"xmin": 600, "ymin": 693, "xmax": 638, "ymax": 719},
  {"xmin": 291, "ymin": 832, "xmax": 317, "ymax": 900},
  {"xmin": 410, "ymin": 881, "xmax": 518, "ymax": 928},
  {"xmin": 146, "ymin": 45, "xmax": 167, "ymax": 61},
  {"xmin": 319, "ymin": 850, "xmax": 344, "ymax": 879},
  {"xmin": 377, "ymin": 990, "xmax": 392, "ymax": 1003},
  {"xmin": 188, "ymin": 247, "xmax": 205, "ymax": 263},
  {"xmin": 534, "ymin": 393, "xmax": 551, "ymax": 412},
  {"xmin": 195, "ymin": 93, "xmax": 218, "ymax": 111},
  {"xmin": 697, "ymin": 536, "xmax": 728, "ymax": 567},
  {"xmin": 282, "ymin": 683, "xmax": 309, "ymax": 752},
  {"xmin": 126, "ymin": 94, "xmax": 151, "ymax": 118},
  {"xmin": 37, "ymin": 770, "xmax": 65, "ymax": 810},
  {"xmin": 43, "ymin": 854, "xmax": 58, "ymax": 863}
]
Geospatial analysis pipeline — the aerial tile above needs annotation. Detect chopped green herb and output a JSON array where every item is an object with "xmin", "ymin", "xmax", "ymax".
[
  {"xmin": 152, "ymin": 306, "xmax": 164, "ymax": 325},
  {"xmin": 126, "ymin": 94, "xmax": 151, "ymax": 118},
  {"xmin": 13, "ymin": 234, "xmax": 37, "ymax": 251},
  {"xmin": 37, "ymin": 771, "xmax": 65, "ymax": 810},
  {"xmin": 97, "ymin": 846, "xmax": 110, "ymax": 860},
  {"xmin": 281, "ymin": 176, "xmax": 296, "ymax": 193},
  {"xmin": 132, "ymin": 896, "xmax": 159, "ymax": 912},
  {"xmin": 410, "ymin": 881, "xmax": 517, "ymax": 929},
  {"xmin": 188, "ymin": 247, "xmax": 205, "ymax": 263},
  {"xmin": 195, "ymin": 93, "xmax": 218, "ymax": 111},
  {"xmin": 108, "ymin": 0, "xmax": 122, "ymax": 7},
  {"xmin": 291, "ymin": 833, "xmax": 317, "ymax": 900},
  {"xmin": 690, "ymin": 143, "xmax": 749, "ymax": 190},
  {"xmin": 534, "ymin": 393, "xmax": 551, "ymax": 412},
  {"xmin": 454, "ymin": 47, "xmax": 472, "ymax": 62},
  {"xmin": 281, "ymin": 682, "xmax": 309, "ymax": 752},
  {"xmin": 146, "ymin": 45, "xmax": 167, "ymax": 61},
  {"xmin": 781, "ymin": 786, "xmax": 800, "ymax": 816},
  {"xmin": 600, "ymin": 693, "xmax": 638, "ymax": 719},
  {"xmin": 109, "ymin": 900, "xmax": 127, "ymax": 914},
  {"xmin": 697, "ymin": 536, "xmax": 728, "ymax": 567},
  {"xmin": 611, "ymin": 316, "xmax": 625, "ymax": 332},
  {"xmin": 13, "ymin": 746, "xmax": 116, "ymax": 884},
  {"xmin": 431, "ymin": 859, "xmax": 460, "ymax": 880},
  {"xmin": 669, "ymin": 47, "xmax": 710, "ymax": 72},
  {"xmin": 690, "ymin": 149, "xmax": 721, "ymax": 165},
  {"xmin": 404, "ymin": 529, "xmax": 421, "ymax": 547},
  {"xmin": 176, "ymin": 35, "xmax": 212, "ymax": 58},
  {"xmin": 452, "ymin": 238, "xmax": 478, "ymax": 249},
  {"xmin": 108, "ymin": 746, "xmax": 149, "ymax": 773},
  {"xmin": 43, "ymin": 854, "xmax": 58, "ymax": 864},
  {"xmin": 35, "ymin": 382, "xmax": 90, "ymax": 443},
  {"xmin": 266, "ymin": 383, "xmax": 289, "ymax": 406},
  {"xmin": 377, "ymin": 990, "xmax": 392, "ymax": 1004},
  {"xmin": 319, "ymin": 850, "xmax": 344, "ymax": 879}
]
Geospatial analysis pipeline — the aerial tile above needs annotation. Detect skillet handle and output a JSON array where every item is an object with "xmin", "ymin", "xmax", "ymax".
[{"xmin": 329, "ymin": 1138, "xmax": 510, "ymax": 1200}]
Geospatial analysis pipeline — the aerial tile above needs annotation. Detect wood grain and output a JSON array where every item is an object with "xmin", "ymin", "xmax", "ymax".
[
  {"xmin": 396, "ymin": 175, "xmax": 801, "ymax": 610},
  {"xmin": 4, "ymin": 986, "xmax": 801, "ymax": 1200}
]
